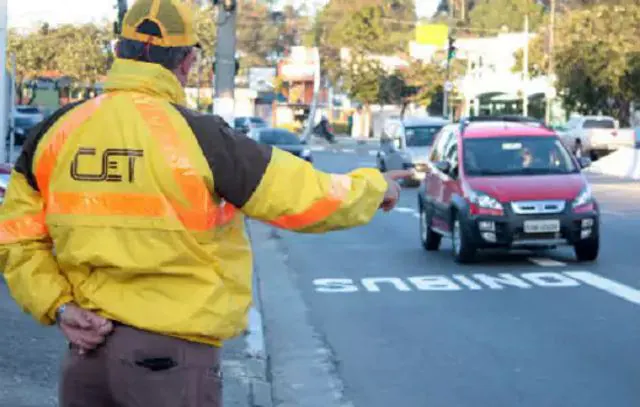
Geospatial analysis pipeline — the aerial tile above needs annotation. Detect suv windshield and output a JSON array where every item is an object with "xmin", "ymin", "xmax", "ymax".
[
  {"xmin": 463, "ymin": 136, "xmax": 578, "ymax": 176},
  {"xmin": 584, "ymin": 119, "xmax": 615, "ymax": 129},
  {"xmin": 405, "ymin": 125, "xmax": 444, "ymax": 147},
  {"xmin": 259, "ymin": 130, "xmax": 300, "ymax": 145}
]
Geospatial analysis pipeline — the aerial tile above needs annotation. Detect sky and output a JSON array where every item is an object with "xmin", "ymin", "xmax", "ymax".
[{"xmin": 9, "ymin": 0, "xmax": 439, "ymax": 29}]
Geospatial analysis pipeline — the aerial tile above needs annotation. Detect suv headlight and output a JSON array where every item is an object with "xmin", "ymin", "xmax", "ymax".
[
  {"xmin": 572, "ymin": 185, "xmax": 593, "ymax": 208},
  {"xmin": 468, "ymin": 190, "xmax": 503, "ymax": 211}
]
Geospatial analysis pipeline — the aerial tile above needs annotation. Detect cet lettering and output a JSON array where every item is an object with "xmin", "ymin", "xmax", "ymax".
[{"xmin": 70, "ymin": 148, "xmax": 144, "ymax": 183}]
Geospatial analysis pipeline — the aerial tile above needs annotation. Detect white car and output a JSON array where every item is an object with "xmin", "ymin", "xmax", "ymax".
[
  {"xmin": 376, "ymin": 116, "xmax": 450, "ymax": 185},
  {"xmin": 12, "ymin": 105, "xmax": 45, "ymax": 144}
]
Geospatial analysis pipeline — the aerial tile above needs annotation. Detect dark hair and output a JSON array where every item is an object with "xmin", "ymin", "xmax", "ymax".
[{"xmin": 116, "ymin": 19, "xmax": 193, "ymax": 71}]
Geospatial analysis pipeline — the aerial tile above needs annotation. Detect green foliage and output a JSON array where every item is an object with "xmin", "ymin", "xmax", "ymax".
[
  {"xmin": 310, "ymin": 0, "xmax": 416, "ymax": 84},
  {"xmin": 8, "ymin": 23, "xmax": 114, "ymax": 86},
  {"xmin": 469, "ymin": 0, "xmax": 545, "ymax": 32},
  {"xmin": 342, "ymin": 52, "xmax": 384, "ymax": 106},
  {"xmin": 552, "ymin": 4, "xmax": 640, "ymax": 122}
]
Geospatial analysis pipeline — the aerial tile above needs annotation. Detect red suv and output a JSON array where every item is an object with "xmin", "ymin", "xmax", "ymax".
[{"xmin": 418, "ymin": 117, "xmax": 599, "ymax": 264}]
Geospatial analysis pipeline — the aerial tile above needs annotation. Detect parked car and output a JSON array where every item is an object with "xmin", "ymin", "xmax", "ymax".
[
  {"xmin": 376, "ymin": 116, "xmax": 450, "ymax": 186},
  {"xmin": 559, "ymin": 115, "xmax": 635, "ymax": 160},
  {"xmin": 12, "ymin": 105, "xmax": 44, "ymax": 145},
  {"xmin": 234, "ymin": 116, "xmax": 268, "ymax": 134},
  {"xmin": 250, "ymin": 127, "xmax": 313, "ymax": 162},
  {"xmin": 0, "ymin": 163, "xmax": 13, "ymax": 205},
  {"xmin": 418, "ymin": 116, "xmax": 599, "ymax": 264}
]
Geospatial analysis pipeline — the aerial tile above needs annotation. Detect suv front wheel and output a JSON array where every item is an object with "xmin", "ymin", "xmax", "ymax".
[
  {"xmin": 574, "ymin": 236, "xmax": 599, "ymax": 262},
  {"xmin": 451, "ymin": 211, "xmax": 477, "ymax": 264}
]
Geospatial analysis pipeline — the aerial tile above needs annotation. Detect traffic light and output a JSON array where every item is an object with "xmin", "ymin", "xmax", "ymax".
[{"xmin": 447, "ymin": 36, "xmax": 457, "ymax": 61}]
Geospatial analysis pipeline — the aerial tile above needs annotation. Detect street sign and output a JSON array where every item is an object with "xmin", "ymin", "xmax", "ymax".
[{"xmin": 416, "ymin": 24, "xmax": 448, "ymax": 47}]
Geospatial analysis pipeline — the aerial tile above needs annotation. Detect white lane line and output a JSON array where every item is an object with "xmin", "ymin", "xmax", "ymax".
[
  {"xmin": 368, "ymin": 151, "xmax": 378, "ymax": 156},
  {"xmin": 528, "ymin": 257, "xmax": 567, "ymax": 267},
  {"xmin": 564, "ymin": 271, "xmax": 640, "ymax": 306},
  {"xmin": 393, "ymin": 207, "xmax": 417, "ymax": 214},
  {"xmin": 412, "ymin": 212, "xmax": 420, "ymax": 219},
  {"xmin": 341, "ymin": 148, "xmax": 355, "ymax": 153}
]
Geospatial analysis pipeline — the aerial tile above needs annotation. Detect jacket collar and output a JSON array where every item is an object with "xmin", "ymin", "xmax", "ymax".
[{"xmin": 104, "ymin": 58, "xmax": 187, "ymax": 106}]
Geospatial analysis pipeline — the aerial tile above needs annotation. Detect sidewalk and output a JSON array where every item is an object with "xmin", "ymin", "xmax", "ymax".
[
  {"xmin": 586, "ymin": 147, "xmax": 640, "ymax": 180},
  {"xmin": 222, "ymin": 335, "xmax": 271, "ymax": 407}
]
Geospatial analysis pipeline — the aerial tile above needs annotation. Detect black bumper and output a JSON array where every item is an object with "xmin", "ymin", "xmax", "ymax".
[{"xmin": 463, "ymin": 202, "xmax": 600, "ymax": 249}]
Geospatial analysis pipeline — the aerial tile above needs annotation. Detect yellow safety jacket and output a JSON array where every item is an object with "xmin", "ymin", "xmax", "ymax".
[{"xmin": 0, "ymin": 59, "xmax": 387, "ymax": 346}]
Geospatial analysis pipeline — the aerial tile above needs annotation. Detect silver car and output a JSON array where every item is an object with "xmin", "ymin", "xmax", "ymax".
[{"xmin": 376, "ymin": 116, "xmax": 450, "ymax": 185}]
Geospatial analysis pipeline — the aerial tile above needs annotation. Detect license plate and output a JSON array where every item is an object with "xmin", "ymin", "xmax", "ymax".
[{"xmin": 524, "ymin": 219, "xmax": 560, "ymax": 234}]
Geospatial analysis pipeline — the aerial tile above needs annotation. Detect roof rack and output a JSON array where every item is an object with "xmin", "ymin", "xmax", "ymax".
[{"xmin": 458, "ymin": 115, "xmax": 551, "ymax": 135}]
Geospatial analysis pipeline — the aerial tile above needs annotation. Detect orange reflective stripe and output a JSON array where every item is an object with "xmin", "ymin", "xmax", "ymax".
[
  {"xmin": 270, "ymin": 198, "xmax": 341, "ymax": 229},
  {"xmin": 269, "ymin": 175, "xmax": 351, "ymax": 230},
  {"xmin": 35, "ymin": 96, "xmax": 110, "ymax": 201},
  {"xmin": 131, "ymin": 96, "xmax": 226, "ymax": 230},
  {"xmin": 0, "ymin": 212, "xmax": 48, "ymax": 244},
  {"xmin": 47, "ymin": 192, "xmax": 171, "ymax": 217}
]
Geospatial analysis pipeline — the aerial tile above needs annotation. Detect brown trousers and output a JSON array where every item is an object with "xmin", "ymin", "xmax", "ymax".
[{"xmin": 59, "ymin": 323, "xmax": 222, "ymax": 407}]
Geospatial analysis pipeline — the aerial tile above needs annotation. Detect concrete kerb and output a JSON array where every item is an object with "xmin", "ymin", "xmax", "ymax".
[{"xmin": 222, "ymin": 222, "xmax": 272, "ymax": 407}]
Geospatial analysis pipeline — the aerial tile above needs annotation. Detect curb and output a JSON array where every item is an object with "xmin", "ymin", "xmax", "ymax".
[{"xmin": 221, "ymin": 222, "xmax": 273, "ymax": 407}]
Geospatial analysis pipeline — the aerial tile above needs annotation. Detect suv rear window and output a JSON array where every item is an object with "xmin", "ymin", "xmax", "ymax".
[
  {"xmin": 463, "ymin": 136, "xmax": 578, "ymax": 176},
  {"xmin": 583, "ymin": 119, "xmax": 615, "ymax": 129},
  {"xmin": 405, "ymin": 125, "xmax": 444, "ymax": 147}
]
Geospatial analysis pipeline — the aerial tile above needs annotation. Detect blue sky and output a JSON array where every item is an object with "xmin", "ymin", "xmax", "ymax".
[{"xmin": 9, "ymin": 0, "xmax": 439, "ymax": 28}]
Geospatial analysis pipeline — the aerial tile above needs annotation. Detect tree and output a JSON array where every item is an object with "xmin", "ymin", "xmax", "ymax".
[
  {"xmin": 271, "ymin": 5, "xmax": 310, "ymax": 58},
  {"xmin": 342, "ymin": 51, "xmax": 383, "ymax": 110},
  {"xmin": 308, "ymin": 0, "xmax": 416, "ymax": 83},
  {"xmin": 551, "ymin": 3, "xmax": 640, "ymax": 123},
  {"xmin": 236, "ymin": 0, "xmax": 279, "ymax": 68},
  {"xmin": 53, "ymin": 23, "xmax": 114, "ymax": 88},
  {"xmin": 512, "ymin": 31, "xmax": 548, "ymax": 77},
  {"xmin": 8, "ymin": 23, "xmax": 113, "ymax": 100},
  {"xmin": 469, "ymin": 0, "xmax": 545, "ymax": 32},
  {"xmin": 381, "ymin": 56, "xmax": 466, "ymax": 116}
]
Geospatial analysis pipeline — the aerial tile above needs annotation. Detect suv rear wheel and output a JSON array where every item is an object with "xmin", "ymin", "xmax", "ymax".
[
  {"xmin": 451, "ymin": 211, "xmax": 477, "ymax": 264},
  {"xmin": 419, "ymin": 202, "xmax": 441, "ymax": 251},
  {"xmin": 574, "ymin": 236, "xmax": 599, "ymax": 262}
]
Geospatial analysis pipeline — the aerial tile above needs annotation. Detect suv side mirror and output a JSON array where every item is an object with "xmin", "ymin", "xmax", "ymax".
[
  {"xmin": 434, "ymin": 160, "xmax": 451, "ymax": 174},
  {"xmin": 578, "ymin": 156, "xmax": 592, "ymax": 169}
]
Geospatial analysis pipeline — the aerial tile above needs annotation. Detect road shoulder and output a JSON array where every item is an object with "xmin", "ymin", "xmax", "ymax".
[{"xmin": 249, "ymin": 221, "xmax": 354, "ymax": 407}]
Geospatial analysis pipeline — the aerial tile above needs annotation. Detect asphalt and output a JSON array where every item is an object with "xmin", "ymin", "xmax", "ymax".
[{"xmin": 259, "ymin": 146, "xmax": 640, "ymax": 407}]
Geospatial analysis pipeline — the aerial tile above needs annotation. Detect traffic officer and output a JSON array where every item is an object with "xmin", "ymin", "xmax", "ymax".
[{"xmin": 0, "ymin": 0, "xmax": 411, "ymax": 406}]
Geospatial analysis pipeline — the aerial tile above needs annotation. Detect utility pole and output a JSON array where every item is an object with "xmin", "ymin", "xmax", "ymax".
[
  {"xmin": 545, "ymin": 0, "xmax": 556, "ymax": 125},
  {"xmin": 9, "ymin": 53, "xmax": 15, "ymax": 163},
  {"xmin": 444, "ymin": 35, "xmax": 456, "ymax": 119},
  {"xmin": 0, "ymin": 0, "xmax": 8, "ymax": 163},
  {"xmin": 117, "ymin": 0, "xmax": 128, "ymax": 33},
  {"xmin": 523, "ymin": 14, "xmax": 529, "ymax": 117},
  {"xmin": 213, "ymin": 0, "xmax": 238, "ymax": 126}
]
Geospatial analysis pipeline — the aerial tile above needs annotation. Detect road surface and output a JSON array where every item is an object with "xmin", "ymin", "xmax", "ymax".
[{"xmin": 261, "ymin": 146, "xmax": 640, "ymax": 407}]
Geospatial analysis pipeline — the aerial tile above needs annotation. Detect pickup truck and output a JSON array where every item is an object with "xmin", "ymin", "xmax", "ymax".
[{"xmin": 558, "ymin": 115, "xmax": 636, "ymax": 160}]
